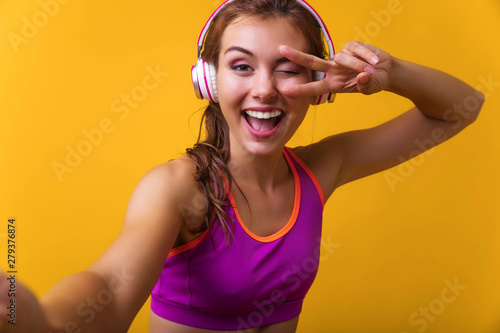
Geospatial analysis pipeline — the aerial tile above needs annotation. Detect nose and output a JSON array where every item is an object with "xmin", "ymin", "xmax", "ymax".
[{"xmin": 251, "ymin": 70, "xmax": 278, "ymax": 102}]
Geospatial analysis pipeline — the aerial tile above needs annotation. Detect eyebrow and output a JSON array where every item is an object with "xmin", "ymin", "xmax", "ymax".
[
  {"xmin": 276, "ymin": 57, "xmax": 290, "ymax": 64},
  {"xmin": 224, "ymin": 46, "xmax": 294, "ymax": 64},
  {"xmin": 224, "ymin": 46, "xmax": 253, "ymax": 56}
]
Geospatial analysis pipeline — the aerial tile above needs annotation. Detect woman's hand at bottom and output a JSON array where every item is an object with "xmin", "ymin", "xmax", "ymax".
[{"xmin": 0, "ymin": 271, "xmax": 50, "ymax": 333}]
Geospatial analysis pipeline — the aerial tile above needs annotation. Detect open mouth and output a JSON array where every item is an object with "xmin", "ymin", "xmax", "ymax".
[{"xmin": 243, "ymin": 110, "xmax": 285, "ymax": 135}]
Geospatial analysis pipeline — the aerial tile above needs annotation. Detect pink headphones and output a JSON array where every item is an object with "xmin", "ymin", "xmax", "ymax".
[{"xmin": 191, "ymin": 0, "xmax": 336, "ymax": 105}]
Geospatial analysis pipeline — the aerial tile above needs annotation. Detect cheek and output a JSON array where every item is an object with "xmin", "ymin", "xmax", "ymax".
[
  {"xmin": 217, "ymin": 73, "xmax": 248, "ymax": 105},
  {"xmin": 217, "ymin": 74, "xmax": 245, "ymax": 125}
]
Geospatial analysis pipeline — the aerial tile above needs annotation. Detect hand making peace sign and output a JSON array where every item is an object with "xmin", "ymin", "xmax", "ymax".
[{"xmin": 279, "ymin": 40, "xmax": 393, "ymax": 97}]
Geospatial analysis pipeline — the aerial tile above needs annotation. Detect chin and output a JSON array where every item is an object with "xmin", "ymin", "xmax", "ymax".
[{"xmin": 242, "ymin": 141, "xmax": 285, "ymax": 157}]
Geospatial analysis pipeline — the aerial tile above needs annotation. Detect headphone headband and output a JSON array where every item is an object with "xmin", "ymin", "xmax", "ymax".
[
  {"xmin": 192, "ymin": 0, "xmax": 336, "ymax": 104},
  {"xmin": 197, "ymin": 0, "xmax": 334, "ymax": 59}
]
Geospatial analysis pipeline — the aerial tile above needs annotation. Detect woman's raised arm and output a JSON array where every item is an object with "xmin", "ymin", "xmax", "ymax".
[{"xmin": 280, "ymin": 41, "xmax": 484, "ymax": 200}]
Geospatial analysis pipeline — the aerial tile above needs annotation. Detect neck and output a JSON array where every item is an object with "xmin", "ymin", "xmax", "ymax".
[{"xmin": 228, "ymin": 144, "xmax": 289, "ymax": 192}]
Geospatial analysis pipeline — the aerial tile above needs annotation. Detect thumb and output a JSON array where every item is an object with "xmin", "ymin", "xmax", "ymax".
[{"xmin": 356, "ymin": 72, "xmax": 379, "ymax": 95}]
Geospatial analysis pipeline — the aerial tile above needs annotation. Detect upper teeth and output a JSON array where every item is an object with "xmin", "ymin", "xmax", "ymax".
[{"xmin": 245, "ymin": 110, "xmax": 283, "ymax": 119}]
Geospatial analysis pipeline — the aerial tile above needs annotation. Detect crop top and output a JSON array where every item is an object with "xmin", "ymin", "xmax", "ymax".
[{"xmin": 150, "ymin": 147, "xmax": 325, "ymax": 330}]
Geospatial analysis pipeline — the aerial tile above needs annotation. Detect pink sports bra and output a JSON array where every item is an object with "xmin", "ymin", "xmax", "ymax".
[{"xmin": 151, "ymin": 147, "xmax": 325, "ymax": 330}]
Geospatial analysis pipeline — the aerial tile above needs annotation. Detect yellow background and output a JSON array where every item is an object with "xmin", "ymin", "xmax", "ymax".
[{"xmin": 1, "ymin": 0, "xmax": 499, "ymax": 332}]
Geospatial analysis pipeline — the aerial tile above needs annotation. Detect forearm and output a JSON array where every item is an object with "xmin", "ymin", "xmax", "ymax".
[
  {"xmin": 39, "ymin": 270, "xmax": 129, "ymax": 333},
  {"xmin": 386, "ymin": 58, "xmax": 484, "ymax": 126}
]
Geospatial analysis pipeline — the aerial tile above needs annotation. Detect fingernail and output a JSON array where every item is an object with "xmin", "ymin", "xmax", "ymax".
[
  {"xmin": 279, "ymin": 45, "xmax": 289, "ymax": 52},
  {"xmin": 370, "ymin": 55, "xmax": 379, "ymax": 65},
  {"xmin": 364, "ymin": 66, "xmax": 374, "ymax": 74}
]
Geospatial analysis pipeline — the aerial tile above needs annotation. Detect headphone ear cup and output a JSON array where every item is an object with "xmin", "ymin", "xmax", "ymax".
[
  {"xmin": 192, "ymin": 59, "xmax": 218, "ymax": 103},
  {"xmin": 313, "ymin": 70, "xmax": 326, "ymax": 82},
  {"xmin": 311, "ymin": 70, "xmax": 328, "ymax": 105},
  {"xmin": 192, "ymin": 62, "xmax": 203, "ymax": 100},
  {"xmin": 205, "ymin": 62, "xmax": 218, "ymax": 103}
]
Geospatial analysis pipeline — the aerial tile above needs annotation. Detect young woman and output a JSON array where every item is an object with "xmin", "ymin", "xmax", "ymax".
[{"xmin": 0, "ymin": 0, "xmax": 483, "ymax": 332}]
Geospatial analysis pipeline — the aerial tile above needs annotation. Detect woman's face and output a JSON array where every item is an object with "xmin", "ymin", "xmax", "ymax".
[{"xmin": 217, "ymin": 16, "xmax": 313, "ymax": 157}]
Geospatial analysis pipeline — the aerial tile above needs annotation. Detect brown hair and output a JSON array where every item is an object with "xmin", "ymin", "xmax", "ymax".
[{"xmin": 186, "ymin": 0, "xmax": 328, "ymax": 242}]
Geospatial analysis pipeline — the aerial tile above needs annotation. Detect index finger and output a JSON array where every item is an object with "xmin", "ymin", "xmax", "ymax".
[{"xmin": 279, "ymin": 45, "xmax": 332, "ymax": 73}]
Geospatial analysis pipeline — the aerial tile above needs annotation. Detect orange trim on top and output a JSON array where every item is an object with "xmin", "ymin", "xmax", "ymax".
[
  {"xmin": 167, "ymin": 228, "xmax": 211, "ymax": 258},
  {"xmin": 229, "ymin": 150, "xmax": 301, "ymax": 243},
  {"xmin": 284, "ymin": 147, "xmax": 325, "ymax": 208}
]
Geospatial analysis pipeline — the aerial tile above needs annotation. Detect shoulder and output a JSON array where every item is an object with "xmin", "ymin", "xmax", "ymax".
[
  {"xmin": 126, "ymin": 155, "xmax": 203, "ymax": 227},
  {"xmin": 139, "ymin": 156, "xmax": 198, "ymax": 195},
  {"xmin": 288, "ymin": 139, "xmax": 345, "ymax": 201}
]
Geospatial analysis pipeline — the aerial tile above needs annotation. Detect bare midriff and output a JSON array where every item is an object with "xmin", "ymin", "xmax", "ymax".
[{"xmin": 149, "ymin": 310, "xmax": 300, "ymax": 333}]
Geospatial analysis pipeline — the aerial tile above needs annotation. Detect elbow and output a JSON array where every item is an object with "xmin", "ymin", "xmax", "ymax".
[
  {"xmin": 469, "ymin": 89, "xmax": 485, "ymax": 124},
  {"xmin": 443, "ymin": 89, "xmax": 484, "ymax": 132},
  {"xmin": 477, "ymin": 89, "xmax": 486, "ymax": 114},
  {"xmin": 458, "ymin": 89, "xmax": 485, "ymax": 127}
]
